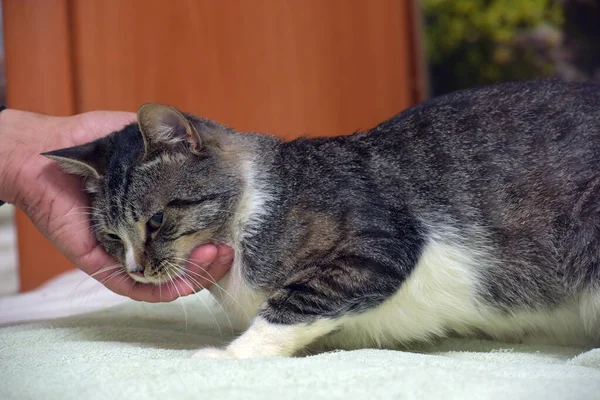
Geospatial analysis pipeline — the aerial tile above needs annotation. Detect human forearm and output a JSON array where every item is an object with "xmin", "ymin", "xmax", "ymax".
[
  {"xmin": 0, "ymin": 109, "xmax": 37, "ymax": 205},
  {"xmin": 0, "ymin": 109, "xmax": 70, "ymax": 209}
]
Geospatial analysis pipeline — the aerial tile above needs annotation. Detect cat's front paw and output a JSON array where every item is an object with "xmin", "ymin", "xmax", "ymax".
[{"xmin": 192, "ymin": 347, "xmax": 237, "ymax": 359}]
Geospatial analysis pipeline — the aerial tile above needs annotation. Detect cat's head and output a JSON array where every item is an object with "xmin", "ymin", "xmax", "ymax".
[{"xmin": 44, "ymin": 104, "xmax": 243, "ymax": 285}]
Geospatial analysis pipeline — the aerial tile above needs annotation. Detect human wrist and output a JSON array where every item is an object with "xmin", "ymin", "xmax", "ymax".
[
  {"xmin": 0, "ymin": 109, "xmax": 66, "ymax": 207},
  {"xmin": 0, "ymin": 109, "xmax": 23, "ymax": 204}
]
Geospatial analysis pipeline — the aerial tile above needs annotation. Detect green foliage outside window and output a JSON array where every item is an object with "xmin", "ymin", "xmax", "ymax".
[{"xmin": 421, "ymin": 0, "xmax": 564, "ymax": 95}]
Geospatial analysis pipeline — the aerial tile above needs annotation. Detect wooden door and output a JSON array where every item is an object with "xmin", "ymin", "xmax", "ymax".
[{"xmin": 3, "ymin": 0, "xmax": 426, "ymax": 291}]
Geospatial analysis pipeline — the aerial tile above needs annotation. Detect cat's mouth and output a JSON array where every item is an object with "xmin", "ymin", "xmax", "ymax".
[
  {"xmin": 125, "ymin": 259, "xmax": 188, "ymax": 286},
  {"xmin": 127, "ymin": 270, "xmax": 155, "ymax": 284},
  {"xmin": 125, "ymin": 258, "xmax": 208, "ymax": 299},
  {"xmin": 127, "ymin": 270, "xmax": 181, "ymax": 286},
  {"xmin": 128, "ymin": 270, "xmax": 147, "ymax": 282}
]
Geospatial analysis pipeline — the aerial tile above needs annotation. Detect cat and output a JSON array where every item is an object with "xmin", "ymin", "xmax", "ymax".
[{"xmin": 45, "ymin": 79, "xmax": 600, "ymax": 359}]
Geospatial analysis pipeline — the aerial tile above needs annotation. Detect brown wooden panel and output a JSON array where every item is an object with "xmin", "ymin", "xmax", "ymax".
[
  {"xmin": 3, "ymin": 0, "xmax": 77, "ymax": 291},
  {"xmin": 71, "ymin": 0, "xmax": 419, "ymax": 137},
  {"xmin": 3, "ymin": 0, "xmax": 75, "ymax": 115}
]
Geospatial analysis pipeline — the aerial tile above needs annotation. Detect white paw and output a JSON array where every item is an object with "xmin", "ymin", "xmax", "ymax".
[{"xmin": 192, "ymin": 347, "xmax": 237, "ymax": 359}]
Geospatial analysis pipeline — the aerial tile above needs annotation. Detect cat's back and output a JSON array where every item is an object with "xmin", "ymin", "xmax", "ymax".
[
  {"xmin": 285, "ymin": 79, "xmax": 600, "ymax": 173},
  {"xmin": 355, "ymin": 79, "xmax": 600, "ymax": 208},
  {"xmin": 361, "ymin": 80, "xmax": 598, "ymax": 169},
  {"xmin": 373, "ymin": 78, "xmax": 600, "ymax": 140},
  {"xmin": 281, "ymin": 79, "xmax": 600, "ymax": 215}
]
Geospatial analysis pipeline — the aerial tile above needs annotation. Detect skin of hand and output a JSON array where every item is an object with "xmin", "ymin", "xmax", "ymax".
[{"xmin": 0, "ymin": 109, "xmax": 234, "ymax": 302}]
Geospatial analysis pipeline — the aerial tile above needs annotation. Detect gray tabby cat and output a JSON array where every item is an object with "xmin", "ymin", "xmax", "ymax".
[{"xmin": 45, "ymin": 79, "xmax": 600, "ymax": 359}]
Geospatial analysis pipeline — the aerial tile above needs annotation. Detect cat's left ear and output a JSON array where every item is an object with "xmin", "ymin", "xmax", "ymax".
[
  {"xmin": 137, "ymin": 103, "xmax": 202, "ymax": 158},
  {"xmin": 42, "ymin": 136, "xmax": 114, "ymax": 180}
]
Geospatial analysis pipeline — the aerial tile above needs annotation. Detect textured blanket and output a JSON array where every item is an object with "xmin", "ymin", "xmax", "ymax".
[{"xmin": 1, "ymin": 289, "xmax": 600, "ymax": 400}]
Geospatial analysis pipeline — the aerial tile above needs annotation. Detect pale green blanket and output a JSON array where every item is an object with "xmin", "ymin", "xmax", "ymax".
[{"xmin": 1, "ymin": 292, "xmax": 599, "ymax": 400}]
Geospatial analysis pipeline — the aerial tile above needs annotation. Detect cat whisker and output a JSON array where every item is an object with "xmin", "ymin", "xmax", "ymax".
[
  {"xmin": 67, "ymin": 206, "xmax": 100, "ymax": 211},
  {"xmin": 114, "ymin": 272, "xmax": 131, "ymax": 287},
  {"xmin": 100, "ymin": 268, "xmax": 126, "ymax": 286},
  {"xmin": 166, "ymin": 261, "xmax": 226, "ymax": 342},
  {"xmin": 178, "ymin": 260, "xmax": 246, "ymax": 312},
  {"xmin": 70, "ymin": 222, "xmax": 103, "ymax": 237},
  {"xmin": 66, "ymin": 274, "xmax": 96, "ymax": 305},
  {"xmin": 174, "ymin": 256, "xmax": 250, "ymax": 322},
  {"xmin": 67, "ymin": 218, "xmax": 101, "ymax": 228},
  {"xmin": 171, "ymin": 261, "xmax": 236, "ymax": 339},
  {"xmin": 89, "ymin": 263, "xmax": 124, "ymax": 278},
  {"xmin": 55, "ymin": 211, "xmax": 96, "ymax": 220},
  {"xmin": 184, "ymin": 276, "xmax": 231, "ymax": 342},
  {"xmin": 75, "ymin": 268, "xmax": 127, "ymax": 305},
  {"xmin": 177, "ymin": 268, "xmax": 247, "ymax": 333},
  {"xmin": 66, "ymin": 263, "xmax": 124, "ymax": 304},
  {"xmin": 55, "ymin": 217, "xmax": 100, "ymax": 231},
  {"xmin": 58, "ymin": 205, "xmax": 101, "ymax": 213},
  {"xmin": 159, "ymin": 273, "xmax": 163, "ymax": 302},
  {"xmin": 50, "ymin": 206, "xmax": 104, "ymax": 224},
  {"xmin": 164, "ymin": 267, "xmax": 189, "ymax": 331}
]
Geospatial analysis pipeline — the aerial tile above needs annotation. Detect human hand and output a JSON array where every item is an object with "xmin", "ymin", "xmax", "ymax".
[{"xmin": 0, "ymin": 109, "xmax": 234, "ymax": 302}]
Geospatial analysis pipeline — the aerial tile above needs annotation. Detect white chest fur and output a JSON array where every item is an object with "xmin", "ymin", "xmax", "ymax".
[{"xmin": 208, "ymin": 251, "xmax": 264, "ymax": 332}]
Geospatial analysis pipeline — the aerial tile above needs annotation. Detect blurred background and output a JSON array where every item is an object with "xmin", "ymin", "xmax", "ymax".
[
  {"xmin": 423, "ymin": 0, "xmax": 600, "ymax": 95},
  {"xmin": 0, "ymin": 0, "xmax": 599, "ymax": 295}
]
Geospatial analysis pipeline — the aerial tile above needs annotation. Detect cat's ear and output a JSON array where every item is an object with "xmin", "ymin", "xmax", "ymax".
[
  {"xmin": 42, "ymin": 137, "xmax": 113, "ymax": 180},
  {"xmin": 137, "ymin": 103, "xmax": 202, "ymax": 157}
]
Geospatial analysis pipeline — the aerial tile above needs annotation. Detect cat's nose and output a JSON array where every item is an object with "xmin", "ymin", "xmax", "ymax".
[
  {"xmin": 125, "ymin": 248, "xmax": 145, "ymax": 276},
  {"xmin": 128, "ymin": 264, "xmax": 145, "ymax": 277}
]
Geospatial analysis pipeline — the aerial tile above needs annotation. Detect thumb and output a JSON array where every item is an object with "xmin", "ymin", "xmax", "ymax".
[{"xmin": 185, "ymin": 244, "xmax": 234, "ymax": 288}]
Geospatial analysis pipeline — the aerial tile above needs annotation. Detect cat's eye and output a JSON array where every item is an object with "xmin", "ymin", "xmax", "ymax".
[
  {"xmin": 147, "ymin": 211, "xmax": 164, "ymax": 231},
  {"xmin": 107, "ymin": 233, "xmax": 121, "ymax": 242}
]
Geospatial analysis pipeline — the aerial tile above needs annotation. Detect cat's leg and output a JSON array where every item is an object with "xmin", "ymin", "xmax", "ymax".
[
  {"xmin": 193, "ymin": 257, "xmax": 402, "ymax": 359},
  {"xmin": 192, "ymin": 316, "xmax": 339, "ymax": 359}
]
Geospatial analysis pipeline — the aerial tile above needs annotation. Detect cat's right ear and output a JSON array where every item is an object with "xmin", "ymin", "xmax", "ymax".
[
  {"xmin": 42, "ymin": 136, "xmax": 113, "ymax": 181},
  {"xmin": 137, "ymin": 103, "xmax": 203, "ymax": 158}
]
